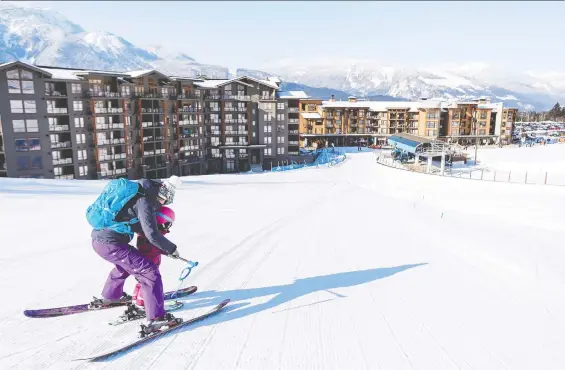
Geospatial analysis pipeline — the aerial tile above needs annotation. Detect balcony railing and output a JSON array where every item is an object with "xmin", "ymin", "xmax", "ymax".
[
  {"xmin": 288, "ymin": 151, "xmax": 299, "ymax": 155},
  {"xmin": 45, "ymin": 91, "xmax": 66, "ymax": 97},
  {"xmin": 225, "ymin": 130, "xmax": 249, "ymax": 136},
  {"xmin": 47, "ymin": 108, "xmax": 68, "ymax": 114},
  {"xmin": 289, "ymin": 130, "xmax": 299, "ymax": 134},
  {"xmin": 88, "ymin": 91, "xmax": 121, "ymax": 98},
  {"xmin": 223, "ymin": 95, "xmax": 251, "ymax": 101},
  {"xmin": 179, "ymin": 107, "xmax": 199, "ymax": 113},
  {"xmin": 142, "ymin": 121, "xmax": 165, "ymax": 128},
  {"xmin": 180, "ymin": 146, "xmax": 201, "ymax": 152},
  {"xmin": 260, "ymin": 94, "xmax": 276, "ymax": 100},
  {"xmin": 205, "ymin": 119, "xmax": 220, "ymax": 124},
  {"xmin": 52, "ymin": 158, "xmax": 73, "ymax": 166},
  {"xmin": 97, "ymin": 138, "xmax": 126, "ymax": 146},
  {"xmin": 179, "ymin": 120, "xmax": 199, "ymax": 126},
  {"xmin": 141, "ymin": 108, "xmax": 164, "ymax": 114},
  {"xmin": 143, "ymin": 149, "xmax": 166, "ymax": 156},
  {"xmin": 49, "ymin": 125, "xmax": 70, "ymax": 132},
  {"xmin": 178, "ymin": 94, "xmax": 199, "ymax": 100},
  {"xmin": 94, "ymin": 107, "xmax": 124, "ymax": 114},
  {"xmin": 237, "ymin": 107, "xmax": 247, "ymax": 112},
  {"xmin": 179, "ymin": 133, "xmax": 200, "ymax": 139},
  {"xmin": 289, "ymin": 141, "xmax": 299, "ymax": 145},
  {"xmin": 288, "ymin": 108, "xmax": 299, "ymax": 113},
  {"xmin": 51, "ymin": 141, "xmax": 72, "ymax": 149},
  {"xmin": 99, "ymin": 168, "xmax": 127, "ymax": 177},
  {"xmin": 288, "ymin": 119, "xmax": 299, "ymax": 124},
  {"xmin": 99, "ymin": 153, "xmax": 127, "ymax": 161},
  {"xmin": 96, "ymin": 123, "xmax": 125, "ymax": 130},
  {"xmin": 55, "ymin": 174, "xmax": 74, "ymax": 180}
]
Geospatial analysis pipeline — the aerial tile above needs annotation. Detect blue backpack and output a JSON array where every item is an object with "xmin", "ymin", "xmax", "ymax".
[{"xmin": 86, "ymin": 178, "xmax": 145, "ymax": 236}]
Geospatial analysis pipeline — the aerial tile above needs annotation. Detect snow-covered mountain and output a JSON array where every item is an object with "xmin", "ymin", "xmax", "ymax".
[
  {"xmin": 261, "ymin": 59, "xmax": 565, "ymax": 111},
  {"xmin": 0, "ymin": 3, "xmax": 229, "ymax": 77},
  {"xmin": 0, "ymin": 4, "xmax": 561, "ymax": 110}
]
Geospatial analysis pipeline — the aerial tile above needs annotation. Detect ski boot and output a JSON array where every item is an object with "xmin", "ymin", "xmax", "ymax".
[
  {"xmin": 114, "ymin": 302, "xmax": 146, "ymax": 324},
  {"xmin": 139, "ymin": 313, "xmax": 183, "ymax": 338},
  {"xmin": 88, "ymin": 292, "xmax": 132, "ymax": 309}
]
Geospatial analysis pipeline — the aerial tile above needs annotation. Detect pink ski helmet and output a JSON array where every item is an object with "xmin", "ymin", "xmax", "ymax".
[{"xmin": 156, "ymin": 206, "xmax": 175, "ymax": 233}]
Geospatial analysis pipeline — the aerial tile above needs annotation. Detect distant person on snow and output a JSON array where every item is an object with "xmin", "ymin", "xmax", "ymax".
[{"xmin": 86, "ymin": 175, "xmax": 183, "ymax": 335}]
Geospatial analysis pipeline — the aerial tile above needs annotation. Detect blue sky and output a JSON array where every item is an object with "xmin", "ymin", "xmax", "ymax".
[{"xmin": 22, "ymin": 1, "xmax": 565, "ymax": 71}]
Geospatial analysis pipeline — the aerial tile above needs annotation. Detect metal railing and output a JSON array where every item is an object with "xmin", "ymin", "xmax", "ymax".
[{"xmin": 375, "ymin": 152, "xmax": 565, "ymax": 186}]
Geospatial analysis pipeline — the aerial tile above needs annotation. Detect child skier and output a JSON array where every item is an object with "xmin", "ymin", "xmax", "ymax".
[
  {"xmin": 131, "ymin": 205, "xmax": 176, "ymax": 307},
  {"xmin": 88, "ymin": 176, "xmax": 184, "ymax": 336}
]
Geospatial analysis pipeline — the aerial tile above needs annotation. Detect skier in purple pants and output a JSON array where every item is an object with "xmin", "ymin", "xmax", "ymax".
[{"xmin": 90, "ymin": 176, "xmax": 182, "ymax": 335}]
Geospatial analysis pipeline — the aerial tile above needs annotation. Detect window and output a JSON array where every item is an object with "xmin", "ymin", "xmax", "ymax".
[
  {"xmin": 74, "ymin": 117, "xmax": 85, "ymax": 128},
  {"xmin": 480, "ymin": 112, "xmax": 487, "ymax": 119},
  {"xmin": 277, "ymin": 103, "xmax": 285, "ymax": 110},
  {"xmin": 264, "ymin": 136, "xmax": 272, "ymax": 144},
  {"xmin": 21, "ymin": 70, "xmax": 33, "ymax": 80},
  {"xmin": 426, "ymin": 122, "xmax": 436, "ymax": 128},
  {"xmin": 10, "ymin": 100, "xmax": 23, "ymax": 113},
  {"xmin": 479, "ymin": 121, "xmax": 487, "ymax": 127},
  {"xmin": 264, "ymin": 113, "xmax": 273, "ymax": 121},
  {"xmin": 72, "ymin": 84, "xmax": 82, "ymax": 94},
  {"xmin": 26, "ymin": 120, "xmax": 38, "ymax": 133},
  {"xmin": 28, "ymin": 138, "xmax": 40, "ymax": 150},
  {"xmin": 76, "ymin": 133, "xmax": 86, "ymax": 144},
  {"xmin": 17, "ymin": 157, "xmax": 30, "ymax": 170},
  {"xmin": 307, "ymin": 104, "xmax": 316, "ymax": 111},
  {"xmin": 79, "ymin": 166, "xmax": 88, "ymax": 176},
  {"xmin": 6, "ymin": 69, "xmax": 19, "ymax": 79},
  {"xmin": 24, "ymin": 100, "xmax": 36, "ymax": 113},
  {"xmin": 54, "ymin": 167, "xmax": 62, "ymax": 176},
  {"xmin": 13, "ymin": 119, "xmax": 38, "ymax": 133},
  {"xmin": 451, "ymin": 121, "xmax": 459, "ymax": 127},
  {"xmin": 22, "ymin": 80, "xmax": 34, "ymax": 94},
  {"xmin": 252, "ymin": 120, "xmax": 256, "ymax": 126},
  {"xmin": 8, "ymin": 79, "xmax": 21, "ymax": 94},
  {"xmin": 479, "ymin": 129, "xmax": 486, "ymax": 135},
  {"xmin": 12, "ymin": 120, "xmax": 25, "ymax": 133},
  {"xmin": 77, "ymin": 150, "xmax": 88, "ymax": 160},
  {"xmin": 277, "ymin": 114, "xmax": 285, "ymax": 121},
  {"xmin": 264, "ymin": 147, "xmax": 272, "ymax": 156},
  {"xmin": 15, "ymin": 138, "xmax": 28, "ymax": 151},
  {"xmin": 277, "ymin": 147, "xmax": 285, "ymax": 155},
  {"xmin": 264, "ymin": 125, "xmax": 272, "ymax": 133},
  {"xmin": 31, "ymin": 156, "xmax": 42, "ymax": 169},
  {"xmin": 277, "ymin": 136, "xmax": 285, "ymax": 144},
  {"xmin": 73, "ymin": 101, "xmax": 83, "ymax": 112}
]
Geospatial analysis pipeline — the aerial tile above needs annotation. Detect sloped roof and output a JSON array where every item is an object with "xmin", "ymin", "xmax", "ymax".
[
  {"xmin": 0, "ymin": 61, "xmax": 53, "ymax": 77},
  {"xmin": 127, "ymin": 69, "xmax": 170, "ymax": 80},
  {"xmin": 277, "ymin": 91, "xmax": 309, "ymax": 99}
]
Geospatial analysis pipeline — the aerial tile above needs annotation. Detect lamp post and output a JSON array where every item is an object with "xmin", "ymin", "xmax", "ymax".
[{"xmin": 473, "ymin": 113, "xmax": 478, "ymax": 166}]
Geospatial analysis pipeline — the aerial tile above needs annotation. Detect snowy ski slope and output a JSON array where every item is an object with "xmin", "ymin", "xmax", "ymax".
[{"xmin": 1, "ymin": 152, "xmax": 564, "ymax": 369}]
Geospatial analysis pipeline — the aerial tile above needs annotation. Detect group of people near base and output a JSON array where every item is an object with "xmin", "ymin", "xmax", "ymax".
[{"xmin": 86, "ymin": 175, "xmax": 185, "ymax": 335}]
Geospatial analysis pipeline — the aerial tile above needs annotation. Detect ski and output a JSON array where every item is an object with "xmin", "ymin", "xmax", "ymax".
[
  {"xmin": 108, "ymin": 300, "xmax": 184, "ymax": 326},
  {"xmin": 75, "ymin": 298, "xmax": 230, "ymax": 362},
  {"xmin": 23, "ymin": 286, "xmax": 197, "ymax": 318}
]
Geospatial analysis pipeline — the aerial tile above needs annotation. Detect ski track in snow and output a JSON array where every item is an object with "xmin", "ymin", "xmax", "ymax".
[{"xmin": 1, "ymin": 151, "xmax": 565, "ymax": 369}]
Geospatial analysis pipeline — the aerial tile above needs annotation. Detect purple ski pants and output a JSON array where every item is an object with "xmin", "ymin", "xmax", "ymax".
[{"xmin": 92, "ymin": 240, "xmax": 165, "ymax": 320}]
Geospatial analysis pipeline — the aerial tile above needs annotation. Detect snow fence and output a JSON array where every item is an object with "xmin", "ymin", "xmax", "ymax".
[{"xmin": 271, "ymin": 148, "xmax": 347, "ymax": 172}]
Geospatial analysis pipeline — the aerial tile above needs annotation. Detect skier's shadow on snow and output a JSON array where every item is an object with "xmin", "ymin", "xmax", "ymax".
[
  {"xmin": 94, "ymin": 264, "xmax": 426, "ymax": 362},
  {"xmin": 179, "ymin": 263, "xmax": 427, "ymax": 327}
]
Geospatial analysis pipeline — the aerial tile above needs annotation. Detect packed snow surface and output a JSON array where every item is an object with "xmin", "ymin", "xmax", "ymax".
[
  {"xmin": 1, "ymin": 152, "xmax": 565, "ymax": 369},
  {"xmin": 464, "ymin": 144, "xmax": 565, "ymax": 185}
]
